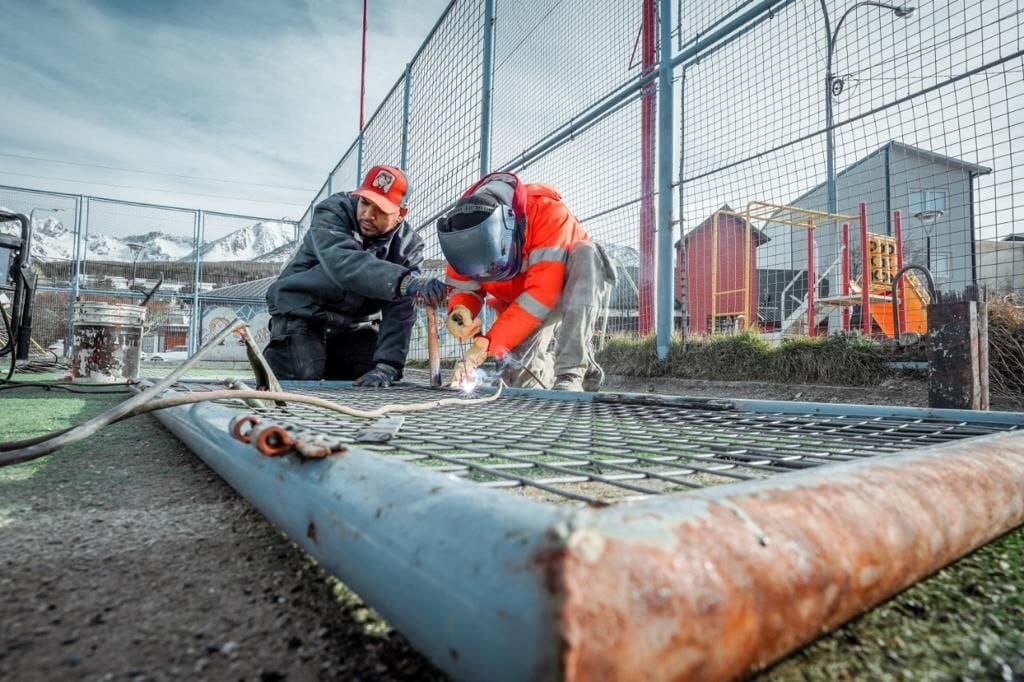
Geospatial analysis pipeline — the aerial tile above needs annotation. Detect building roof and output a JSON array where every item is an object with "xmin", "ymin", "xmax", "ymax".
[
  {"xmin": 676, "ymin": 204, "xmax": 770, "ymax": 247},
  {"xmin": 787, "ymin": 141, "xmax": 992, "ymax": 208},
  {"xmin": 1002, "ymin": 233, "xmax": 1024, "ymax": 242},
  {"xmin": 203, "ymin": 276, "xmax": 276, "ymax": 301}
]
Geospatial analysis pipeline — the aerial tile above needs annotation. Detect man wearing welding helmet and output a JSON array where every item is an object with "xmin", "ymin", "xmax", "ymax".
[
  {"xmin": 439, "ymin": 172, "xmax": 616, "ymax": 391},
  {"xmin": 265, "ymin": 165, "xmax": 446, "ymax": 385}
]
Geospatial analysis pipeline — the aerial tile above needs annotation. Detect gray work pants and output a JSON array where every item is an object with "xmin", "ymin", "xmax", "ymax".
[{"xmin": 501, "ymin": 241, "xmax": 617, "ymax": 389}]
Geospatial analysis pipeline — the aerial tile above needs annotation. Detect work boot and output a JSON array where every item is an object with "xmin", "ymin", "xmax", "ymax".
[
  {"xmin": 583, "ymin": 363, "xmax": 605, "ymax": 392},
  {"xmin": 552, "ymin": 373, "xmax": 584, "ymax": 392}
]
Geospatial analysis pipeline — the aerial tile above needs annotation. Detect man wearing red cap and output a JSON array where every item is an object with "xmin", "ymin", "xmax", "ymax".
[{"xmin": 265, "ymin": 165, "xmax": 445, "ymax": 385}]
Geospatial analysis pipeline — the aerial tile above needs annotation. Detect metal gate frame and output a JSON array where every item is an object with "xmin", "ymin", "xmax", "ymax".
[{"xmin": 150, "ymin": 382, "xmax": 1024, "ymax": 680}]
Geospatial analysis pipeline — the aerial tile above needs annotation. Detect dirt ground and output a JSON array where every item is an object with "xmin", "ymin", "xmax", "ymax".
[
  {"xmin": 1, "ymin": 379, "xmax": 1021, "ymax": 681},
  {"xmin": 0, "ymin": 387, "xmax": 443, "ymax": 682}
]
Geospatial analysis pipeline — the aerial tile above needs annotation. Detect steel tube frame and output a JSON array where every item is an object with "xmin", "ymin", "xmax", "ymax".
[
  {"xmin": 656, "ymin": 0, "xmax": 675, "ymax": 358},
  {"xmin": 151, "ymin": 384, "xmax": 1024, "ymax": 680},
  {"xmin": 860, "ymin": 201, "xmax": 871, "ymax": 336},
  {"xmin": 400, "ymin": 64, "xmax": 412, "ymax": 171},
  {"xmin": 479, "ymin": 0, "xmax": 496, "ymax": 176},
  {"xmin": 189, "ymin": 210, "xmax": 203, "ymax": 355},
  {"xmin": 807, "ymin": 218, "xmax": 816, "ymax": 336},
  {"xmin": 842, "ymin": 222, "xmax": 851, "ymax": 331}
]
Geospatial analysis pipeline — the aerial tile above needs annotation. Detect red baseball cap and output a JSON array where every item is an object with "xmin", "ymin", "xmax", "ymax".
[{"xmin": 352, "ymin": 165, "xmax": 410, "ymax": 216}]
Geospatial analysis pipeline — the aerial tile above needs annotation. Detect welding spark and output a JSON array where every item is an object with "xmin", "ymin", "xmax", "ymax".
[{"xmin": 458, "ymin": 368, "xmax": 489, "ymax": 394}]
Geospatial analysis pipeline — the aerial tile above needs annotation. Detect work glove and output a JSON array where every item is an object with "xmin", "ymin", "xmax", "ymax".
[
  {"xmin": 354, "ymin": 363, "xmax": 399, "ymax": 387},
  {"xmin": 445, "ymin": 304, "xmax": 482, "ymax": 342},
  {"xmin": 449, "ymin": 336, "xmax": 489, "ymax": 388},
  {"xmin": 398, "ymin": 273, "xmax": 447, "ymax": 307}
]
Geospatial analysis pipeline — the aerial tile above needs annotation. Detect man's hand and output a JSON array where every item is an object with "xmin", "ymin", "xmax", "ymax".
[
  {"xmin": 445, "ymin": 304, "xmax": 482, "ymax": 341},
  {"xmin": 449, "ymin": 336, "xmax": 489, "ymax": 388},
  {"xmin": 354, "ymin": 363, "xmax": 399, "ymax": 387},
  {"xmin": 398, "ymin": 273, "xmax": 447, "ymax": 307}
]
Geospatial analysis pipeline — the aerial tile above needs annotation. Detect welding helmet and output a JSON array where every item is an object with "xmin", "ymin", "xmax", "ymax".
[{"xmin": 437, "ymin": 172, "xmax": 527, "ymax": 282}]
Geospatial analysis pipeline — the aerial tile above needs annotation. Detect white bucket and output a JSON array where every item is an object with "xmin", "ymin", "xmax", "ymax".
[{"xmin": 70, "ymin": 302, "xmax": 146, "ymax": 383}]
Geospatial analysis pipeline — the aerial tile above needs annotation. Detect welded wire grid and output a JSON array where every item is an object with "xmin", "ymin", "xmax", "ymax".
[
  {"xmin": 180, "ymin": 381, "xmax": 1021, "ymax": 506},
  {"xmin": 360, "ymin": 76, "xmax": 406, "ymax": 172},
  {"xmin": 679, "ymin": 1, "xmax": 1024, "ymax": 339}
]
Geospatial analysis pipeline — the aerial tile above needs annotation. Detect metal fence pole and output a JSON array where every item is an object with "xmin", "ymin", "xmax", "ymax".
[
  {"xmin": 639, "ymin": 0, "xmax": 657, "ymax": 337},
  {"xmin": 401, "ymin": 63, "xmax": 412, "ymax": 171},
  {"xmin": 190, "ymin": 210, "xmax": 203, "ymax": 354},
  {"xmin": 357, "ymin": 133, "xmax": 364, "ymax": 182},
  {"xmin": 65, "ymin": 195, "xmax": 86, "ymax": 352},
  {"xmin": 479, "ymin": 0, "xmax": 496, "ymax": 176},
  {"xmin": 656, "ymin": 0, "xmax": 675, "ymax": 358}
]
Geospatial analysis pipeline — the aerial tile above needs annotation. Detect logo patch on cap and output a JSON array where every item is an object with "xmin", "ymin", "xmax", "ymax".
[{"xmin": 372, "ymin": 170, "xmax": 396, "ymax": 193}]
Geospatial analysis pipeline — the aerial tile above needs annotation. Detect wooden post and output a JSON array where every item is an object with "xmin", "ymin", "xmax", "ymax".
[
  {"xmin": 893, "ymin": 209, "xmax": 907, "ymax": 338},
  {"xmin": 927, "ymin": 287, "xmax": 989, "ymax": 410}
]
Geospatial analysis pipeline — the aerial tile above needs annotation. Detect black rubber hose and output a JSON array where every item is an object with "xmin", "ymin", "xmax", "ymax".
[{"xmin": 0, "ymin": 318, "xmax": 246, "ymax": 467}]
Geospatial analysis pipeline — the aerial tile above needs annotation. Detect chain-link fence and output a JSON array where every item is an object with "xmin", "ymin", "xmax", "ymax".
[
  {"xmin": 7, "ymin": 1, "xmax": 1022, "ymax": 371},
  {"xmin": 0, "ymin": 183, "xmax": 298, "ymax": 358},
  {"xmin": 303, "ymin": 0, "xmax": 1022, "ymax": 363}
]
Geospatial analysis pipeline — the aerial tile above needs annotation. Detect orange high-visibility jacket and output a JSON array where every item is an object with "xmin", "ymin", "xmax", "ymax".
[{"xmin": 446, "ymin": 184, "xmax": 589, "ymax": 356}]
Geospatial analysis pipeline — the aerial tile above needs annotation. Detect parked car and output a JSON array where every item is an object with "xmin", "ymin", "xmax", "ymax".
[{"xmin": 144, "ymin": 345, "xmax": 188, "ymax": 362}]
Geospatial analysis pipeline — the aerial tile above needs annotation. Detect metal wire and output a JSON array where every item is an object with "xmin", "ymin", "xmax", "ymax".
[{"xmin": 179, "ymin": 381, "xmax": 1021, "ymax": 506}]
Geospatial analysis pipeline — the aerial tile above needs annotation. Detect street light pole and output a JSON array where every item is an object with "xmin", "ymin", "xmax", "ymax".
[{"xmin": 821, "ymin": 2, "xmax": 915, "ymax": 219}]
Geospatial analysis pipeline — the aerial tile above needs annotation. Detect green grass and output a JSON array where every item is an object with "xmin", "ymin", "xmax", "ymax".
[{"xmin": 598, "ymin": 331, "xmax": 892, "ymax": 386}]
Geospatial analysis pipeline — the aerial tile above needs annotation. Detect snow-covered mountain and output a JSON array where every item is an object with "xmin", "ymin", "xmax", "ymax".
[
  {"xmin": 194, "ymin": 221, "xmax": 295, "ymax": 262},
  {"xmin": 1, "ymin": 207, "xmax": 293, "ymax": 262}
]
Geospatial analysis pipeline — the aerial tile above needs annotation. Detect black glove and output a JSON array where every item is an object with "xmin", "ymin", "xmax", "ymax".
[
  {"xmin": 354, "ymin": 363, "xmax": 399, "ymax": 387},
  {"xmin": 398, "ymin": 272, "xmax": 447, "ymax": 307}
]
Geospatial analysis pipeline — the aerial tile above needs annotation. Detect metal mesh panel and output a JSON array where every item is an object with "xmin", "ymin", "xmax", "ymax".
[
  {"xmin": 679, "ymin": 1, "xmax": 1024, "ymax": 340},
  {"xmin": 405, "ymin": 1, "xmax": 485, "ymax": 236},
  {"xmin": 516, "ymin": 100, "xmax": 646, "ymax": 335},
  {"xmin": 181, "ymin": 381, "xmax": 1022, "ymax": 506},
  {"xmin": 329, "ymin": 144, "xmax": 360, "ymax": 197},
  {"xmin": 490, "ymin": 0, "xmax": 643, "ymax": 167},
  {"xmin": 361, "ymin": 76, "xmax": 406, "ymax": 172},
  {"xmin": 0, "ymin": 186, "xmax": 79, "ymax": 290},
  {"xmin": 79, "ymin": 200, "xmax": 197, "ymax": 300}
]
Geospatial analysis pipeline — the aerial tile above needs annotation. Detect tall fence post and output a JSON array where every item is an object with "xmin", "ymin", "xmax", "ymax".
[
  {"xmin": 677, "ymin": 65, "xmax": 687, "ymax": 345},
  {"xmin": 479, "ymin": 0, "xmax": 496, "ymax": 176},
  {"xmin": 65, "ymin": 195, "xmax": 87, "ymax": 352},
  {"xmin": 860, "ymin": 201, "xmax": 871, "ymax": 336},
  {"xmin": 655, "ymin": 0, "xmax": 674, "ymax": 358},
  {"xmin": 639, "ymin": 0, "xmax": 657, "ymax": 336},
  {"xmin": 401, "ymin": 63, "xmax": 413, "ymax": 172},
  {"xmin": 190, "ymin": 210, "xmax": 203, "ymax": 355}
]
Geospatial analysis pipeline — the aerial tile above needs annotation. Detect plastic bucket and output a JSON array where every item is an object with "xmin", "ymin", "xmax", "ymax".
[{"xmin": 70, "ymin": 302, "xmax": 146, "ymax": 383}]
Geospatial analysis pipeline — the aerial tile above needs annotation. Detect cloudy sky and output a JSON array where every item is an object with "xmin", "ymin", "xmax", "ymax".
[{"xmin": 0, "ymin": 0, "xmax": 450, "ymax": 220}]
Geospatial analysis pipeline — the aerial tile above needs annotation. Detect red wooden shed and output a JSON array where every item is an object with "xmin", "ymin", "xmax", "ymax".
[{"xmin": 675, "ymin": 205, "xmax": 769, "ymax": 335}]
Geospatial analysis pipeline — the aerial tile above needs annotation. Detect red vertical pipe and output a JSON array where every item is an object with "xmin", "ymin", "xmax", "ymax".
[
  {"xmin": 638, "ymin": 0, "xmax": 657, "ymax": 336},
  {"xmin": 359, "ymin": 0, "xmax": 368, "ymax": 131},
  {"xmin": 806, "ymin": 219, "xmax": 815, "ymax": 337},
  {"xmin": 842, "ymin": 223, "xmax": 850, "ymax": 331},
  {"xmin": 860, "ymin": 202, "xmax": 871, "ymax": 337},
  {"xmin": 894, "ymin": 209, "xmax": 906, "ymax": 337}
]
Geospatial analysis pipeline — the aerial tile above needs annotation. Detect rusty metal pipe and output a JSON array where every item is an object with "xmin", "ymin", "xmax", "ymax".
[
  {"xmin": 555, "ymin": 429, "xmax": 1024, "ymax": 681},
  {"xmin": 252, "ymin": 424, "xmax": 295, "ymax": 457}
]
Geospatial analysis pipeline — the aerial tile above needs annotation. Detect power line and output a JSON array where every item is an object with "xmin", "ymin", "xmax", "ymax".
[
  {"xmin": 0, "ymin": 151, "xmax": 314, "ymax": 193},
  {"xmin": 0, "ymin": 169, "xmax": 308, "ymax": 208}
]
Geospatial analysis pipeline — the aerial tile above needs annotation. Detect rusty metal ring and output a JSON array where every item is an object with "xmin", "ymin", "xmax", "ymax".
[
  {"xmin": 254, "ymin": 424, "xmax": 294, "ymax": 457},
  {"xmin": 230, "ymin": 415, "xmax": 260, "ymax": 443}
]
